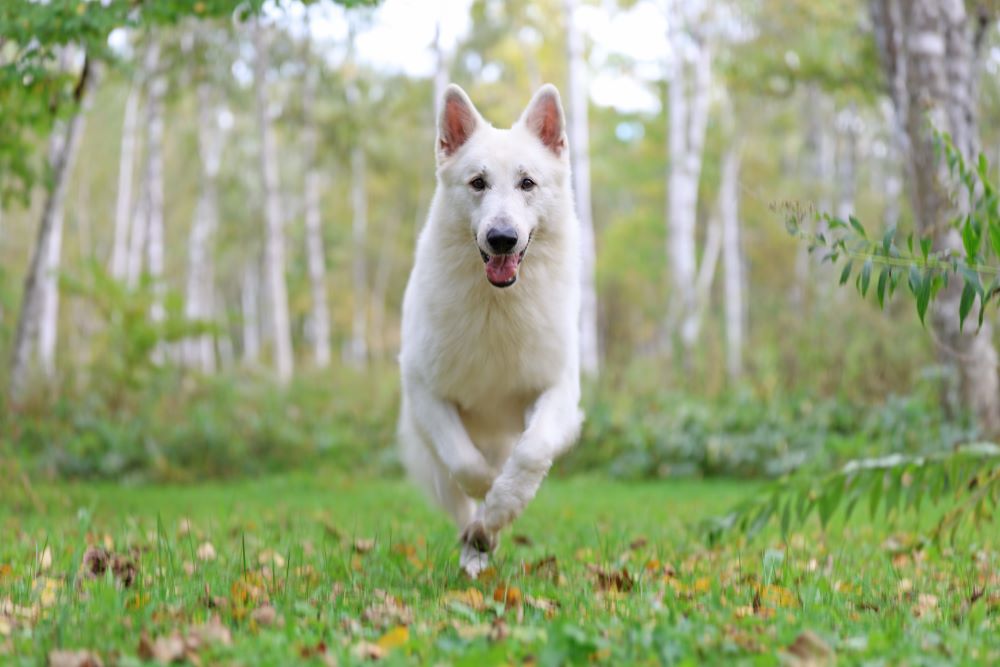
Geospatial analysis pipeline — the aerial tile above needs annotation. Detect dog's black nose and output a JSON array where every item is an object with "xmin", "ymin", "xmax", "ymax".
[{"xmin": 486, "ymin": 226, "xmax": 518, "ymax": 254}]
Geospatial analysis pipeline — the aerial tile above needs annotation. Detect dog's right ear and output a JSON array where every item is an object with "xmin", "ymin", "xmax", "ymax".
[{"xmin": 438, "ymin": 84, "xmax": 481, "ymax": 162}]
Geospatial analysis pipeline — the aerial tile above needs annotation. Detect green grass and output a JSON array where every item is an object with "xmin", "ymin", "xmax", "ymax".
[{"xmin": 1, "ymin": 471, "xmax": 997, "ymax": 665}]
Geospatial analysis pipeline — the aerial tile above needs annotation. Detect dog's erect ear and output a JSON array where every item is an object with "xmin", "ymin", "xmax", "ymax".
[
  {"xmin": 438, "ymin": 84, "xmax": 481, "ymax": 161},
  {"xmin": 520, "ymin": 84, "xmax": 566, "ymax": 156}
]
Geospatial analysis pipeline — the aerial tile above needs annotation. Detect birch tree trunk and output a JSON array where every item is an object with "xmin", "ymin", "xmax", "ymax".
[
  {"xmin": 666, "ymin": 6, "xmax": 712, "ymax": 352},
  {"xmin": 719, "ymin": 146, "xmax": 743, "ymax": 381},
  {"xmin": 127, "ymin": 39, "xmax": 161, "ymax": 288},
  {"xmin": 143, "ymin": 45, "xmax": 167, "ymax": 330},
  {"xmin": 253, "ymin": 19, "xmax": 294, "ymax": 384},
  {"xmin": 241, "ymin": 262, "xmax": 261, "ymax": 365},
  {"xmin": 184, "ymin": 80, "xmax": 223, "ymax": 373},
  {"xmin": 565, "ymin": 0, "xmax": 600, "ymax": 377},
  {"xmin": 302, "ymin": 58, "xmax": 332, "ymax": 369},
  {"xmin": 870, "ymin": 0, "xmax": 1000, "ymax": 434},
  {"xmin": 834, "ymin": 103, "xmax": 858, "ymax": 222},
  {"xmin": 346, "ymin": 142, "xmax": 368, "ymax": 368},
  {"xmin": 9, "ymin": 56, "xmax": 94, "ymax": 401},
  {"xmin": 110, "ymin": 76, "xmax": 140, "ymax": 280}
]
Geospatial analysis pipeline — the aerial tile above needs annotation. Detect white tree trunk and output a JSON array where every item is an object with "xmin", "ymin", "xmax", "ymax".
[
  {"xmin": 184, "ymin": 81, "xmax": 222, "ymax": 373},
  {"xmin": 346, "ymin": 143, "xmax": 368, "ymax": 368},
  {"xmin": 144, "ymin": 47, "xmax": 167, "ymax": 329},
  {"xmin": 253, "ymin": 19, "xmax": 294, "ymax": 384},
  {"xmin": 110, "ymin": 76, "xmax": 140, "ymax": 280},
  {"xmin": 565, "ymin": 0, "xmax": 600, "ymax": 377},
  {"xmin": 241, "ymin": 262, "xmax": 261, "ymax": 365},
  {"xmin": 9, "ymin": 57, "xmax": 93, "ymax": 401},
  {"xmin": 834, "ymin": 103, "xmax": 858, "ymax": 222},
  {"xmin": 667, "ymin": 11, "xmax": 712, "ymax": 351},
  {"xmin": 720, "ymin": 147, "xmax": 743, "ymax": 381},
  {"xmin": 303, "ymin": 60, "xmax": 332, "ymax": 369},
  {"xmin": 127, "ymin": 39, "xmax": 161, "ymax": 288},
  {"xmin": 871, "ymin": 0, "xmax": 1000, "ymax": 434}
]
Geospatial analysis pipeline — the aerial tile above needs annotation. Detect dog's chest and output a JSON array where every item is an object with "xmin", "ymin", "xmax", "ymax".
[{"xmin": 428, "ymin": 288, "xmax": 567, "ymax": 410}]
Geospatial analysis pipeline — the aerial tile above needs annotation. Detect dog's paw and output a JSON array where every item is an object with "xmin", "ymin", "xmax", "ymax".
[
  {"xmin": 460, "ymin": 518, "xmax": 498, "ymax": 553},
  {"xmin": 459, "ymin": 542, "xmax": 489, "ymax": 578},
  {"xmin": 451, "ymin": 460, "xmax": 497, "ymax": 499}
]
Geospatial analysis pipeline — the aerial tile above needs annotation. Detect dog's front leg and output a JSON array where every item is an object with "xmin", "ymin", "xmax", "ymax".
[
  {"xmin": 403, "ymin": 370, "xmax": 498, "ymax": 499},
  {"xmin": 463, "ymin": 377, "xmax": 583, "ymax": 551}
]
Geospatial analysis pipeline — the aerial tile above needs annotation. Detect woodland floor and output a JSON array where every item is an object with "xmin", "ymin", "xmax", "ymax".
[{"xmin": 0, "ymin": 471, "xmax": 997, "ymax": 665}]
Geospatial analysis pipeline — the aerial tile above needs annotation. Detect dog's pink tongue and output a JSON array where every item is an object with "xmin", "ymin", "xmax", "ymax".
[{"xmin": 486, "ymin": 254, "xmax": 519, "ymax": 284}]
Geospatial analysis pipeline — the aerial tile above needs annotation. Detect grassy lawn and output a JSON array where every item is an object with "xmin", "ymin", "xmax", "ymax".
[{"xmin": 1, "ymin": 471, "xmax": 997, "ymax": 665}]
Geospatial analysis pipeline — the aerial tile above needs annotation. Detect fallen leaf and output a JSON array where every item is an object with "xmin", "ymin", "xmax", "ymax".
[
  {"xmin": 251, "ymin": 603, "xmax": 278, "ymax": 627},
  {"xmin": 177, "ymin": 519, "xmax": 193, "ymax": 537},
  {"xmin": 588, "ymin": 564, "xmax": 633, "ymax": 593},
  {"xmin": 525, "ymin": 595, "xmax": 559, "ymax": 616},
  {"xmin": 492, "ymin": 585, "xmax": 523, "ymax": 608},
  {"xmin": 376, "ymin": 625, "xmax": 409, "ymax": 650},
  {"xmin": 628, "ymin": 536, "xmax": 648, "ymax": 550},
  {"xmin": 0, "ymin": 565, "xmax": 12, "ymax": 582},
  {"xmin": 783, "ymin": 630, "xmax": 834, "ymax": 667},
  {"xmin": 362, "ymin": 590, "xmax": 412, "ymax": 629},
  {"xmin": 512, "ymin": 534, "xmax": 533, "ymax": 546},
  {"xmin": 523, "ymin": 555, "xmax": 559, "ymax": 582},
  {"xmin": 300, "ymin": 641, "xmax": 338, "ymax": 666},
  {"xmin": 442, "ymin": 588, "xmax": 485, "ymax": 611},
  {"xmin": 257, "ymin": 550, "xmax": 286, "ymax": 568},
  {"xmin": 38, "ymin": 547, "xmax": 53, "ymax": 572},
  {"xmin": 914, "ymin": 593, "xmax": 938, "ymax": 618},
  {"xmin": 47, "ymin": 649, "xmax": 103, "ymax": 667},
  {"xmin": 188, "ymin": 616, "xmax": 232, "ymax": 646},
  {"xmin": 137, "ymin": 632, "xmax": 185, "ymax": 664},
  {"xmin": 196, "ymin": 542, "xmax": 216, "ymax": 562},
  {"xmin": 34, "ymin": 577, "xmax": 61, "ymax": 608},
  {"xmin": 758, "ymin": 584, "xmax": 799, "ymax": 609},
  {"xmin": 353, "ymin": 538, "xmax": 375, "ymax": 554},
  {"xmin": 352, "ymin": 641, "xmax": 385, "ymax": 660},
  {"xmin": 488, "ymin": 617, "xmax": 509, "ymax": 642}
]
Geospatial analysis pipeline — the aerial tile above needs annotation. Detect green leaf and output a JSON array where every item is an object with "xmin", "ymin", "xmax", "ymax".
[
  {"xmin": 959, "ymin": 281, "xmax": 976, "ymax": 331},
  {"xmin": 860, "ymin": 259, "xmax": 873, "ymax": 297},
  {"xmin": 848, "ymin": 215, "xmax": 867, "ymax": 238},
  {"xmin": 916, "ymin": 274, "xmax": 932, "ymax": 326},
  {"xmin": 876, "ymin": 267, "xmax": 889, "ymax": 308},
  {"xmin": 839, "ymin": 261, "xmax": 853, "ymax": 286}
]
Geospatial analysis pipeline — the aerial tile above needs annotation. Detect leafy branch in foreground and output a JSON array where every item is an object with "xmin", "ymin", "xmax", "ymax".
[
  {"xmin": 780, "ymin": 133, "xmax": 1000, "ymax": 330},
  {"xmin": 702, "ymin": 444, "xmax": 1000, "ymax": 546}
]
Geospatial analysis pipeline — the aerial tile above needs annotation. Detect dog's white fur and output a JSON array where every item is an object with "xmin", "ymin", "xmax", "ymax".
[{"xmin": 398, "ymin": 84, "xmax": 584, "ymax": 576}]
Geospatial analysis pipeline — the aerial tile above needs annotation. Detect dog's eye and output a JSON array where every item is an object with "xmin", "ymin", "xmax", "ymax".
[
  {"xmin": 519, "ymin": 177, "xmax": 536, "ymax": 191},
  {"xmin": 469, "ymin": 177, "xmax": 487, "ymax": 191}
]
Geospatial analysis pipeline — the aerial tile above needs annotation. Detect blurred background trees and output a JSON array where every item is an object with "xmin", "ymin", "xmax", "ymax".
[{"xmin": 2, "ymin": 0, "xmax": 1000, "ymax": 482}]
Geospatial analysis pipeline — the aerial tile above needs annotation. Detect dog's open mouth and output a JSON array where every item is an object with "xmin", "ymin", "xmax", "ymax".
[{"xmin": 479, "ymin": 247, "xmax": 527, "ymax": 288}]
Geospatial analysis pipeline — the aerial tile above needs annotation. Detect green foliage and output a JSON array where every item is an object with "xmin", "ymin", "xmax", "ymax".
[
  {"xmin": 562, "ymin": 381, "xmax": 974, "ymax": 480},
  {"xmin": 785, "ymin": 133, "xmax": 1000, "ymax": 330},
  {"xmin": 703, "ymin": 444, "xmax": 1000, "ymax": 547}
]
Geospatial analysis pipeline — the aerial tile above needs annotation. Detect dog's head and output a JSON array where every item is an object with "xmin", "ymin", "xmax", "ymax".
[{"xmin": 435, "ymin": 84, "xmax": 569, "ymax": 288}]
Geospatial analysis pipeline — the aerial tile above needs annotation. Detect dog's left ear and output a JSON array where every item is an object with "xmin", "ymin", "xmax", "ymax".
[{"xmin": 519, "ymin": 84, "xmax": 566, "ymax": 156}]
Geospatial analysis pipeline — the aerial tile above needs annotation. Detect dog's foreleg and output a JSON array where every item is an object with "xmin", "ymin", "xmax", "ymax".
[
  {"xmin": 466, "ymin": 377, "xmax": 583, "ymax": 545},
  {"xmin": 403, "ymin": 371, "xmax": 499, "ymax": 500}
]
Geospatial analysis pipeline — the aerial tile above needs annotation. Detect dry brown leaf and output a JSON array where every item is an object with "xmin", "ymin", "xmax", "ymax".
[
  {"xmin": 362, "ymin": 590, "xmax": 412, "ymax": 629},
  {"xmin": 442, "ymin": 588, "xmax": 486, "ymax": 611},
  {"xmin": 588, "ymin": 564, "xmax": 634, "ymax": 593},
  {"xmin": 511, "ymin": 534, "xmax": 533, "ymax": 546},
  {"xmin": 488, "ymin": 617, "xmax": 509, "ymax": 642},
  {"xmin": 196, "ymin": 542, "xmax": 216, "ymax": 562},
  {"xmin": 525, "ymin": 595, "xmax": 559, "ymax": 617},
  {"xmin": 38, "ymin": 547, "xmax": 53, "ymax": 572},
  {"xmin": 352, "ymin": 641, "xmax": 385, "ymax": 660},
  {"xmin": 782, "ymin": 630, "xmax": 834, "ymax": 667},
  {"xmin": 189, "ymin": 616, "xmax": 233, "ymax": 647},
  {"xmin": 492, "ymin": 585, "xmax": 523, "ymax": 608},
  {"xmin": 47, "ymin": 649, "xmax": 103, "ymax": 667},
  {"xmin": 628, "ymin": 537, "xmax": 649, "ymax": 550},
  {"xmin": 251, "ymin": 603, "xmax": 278, "ymax": 627},
  {"xmin": 300, "ymin": 641, "xmax": 338, "ymax": 666},
  {"xmin": 523, "ymin": 555, "xmax": 559, "ymax": 582},
  {"xmin": 137, "ymin": 632, "xmax": 185, "ymax": 664},
  {"xmin": 353, "ymin": 538, "xmax": 375, "ymax": 554},
  {"xmin": 914, "ymin": 593, "xmax": 938, "ymax": 618}
]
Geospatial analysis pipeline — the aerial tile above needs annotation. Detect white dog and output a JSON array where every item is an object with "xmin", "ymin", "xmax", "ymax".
[{"xmin": 398, "ymin": 84, "xmax": 584, "ymax": 577}]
